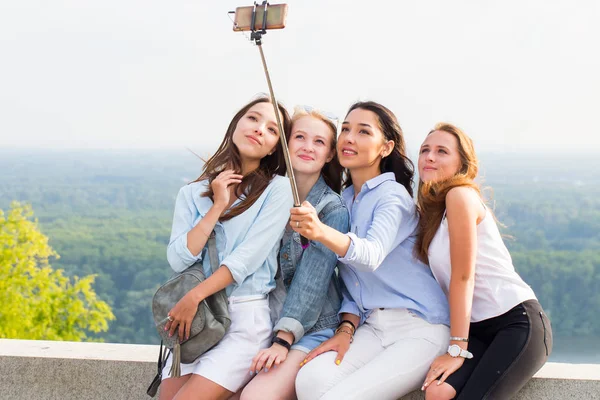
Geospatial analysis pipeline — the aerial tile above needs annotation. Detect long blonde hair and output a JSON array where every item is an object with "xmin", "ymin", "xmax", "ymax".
[
  {"xmin": 291, "ymin": 107, "xmax": 343, "ymax": 193},
  {"xmin": 416, "ymin": 123, "xmax": 480, "ymax": 264}
]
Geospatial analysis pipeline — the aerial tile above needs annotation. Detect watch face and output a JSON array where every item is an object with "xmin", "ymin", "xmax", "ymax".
[{"xmin": 448, "ymin": 345, "xmax": 461, "ymax": 357}]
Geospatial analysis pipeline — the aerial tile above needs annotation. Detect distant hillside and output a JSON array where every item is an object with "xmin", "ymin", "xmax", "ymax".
[{"xmin": 1, "ymin": 149, "xmax": 599, "ymax": 362}]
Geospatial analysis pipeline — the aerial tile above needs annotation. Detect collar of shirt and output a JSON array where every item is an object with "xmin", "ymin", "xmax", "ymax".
[{"xmin": 342, "ymin": 172, "xmax": 396, "ymax": 205}]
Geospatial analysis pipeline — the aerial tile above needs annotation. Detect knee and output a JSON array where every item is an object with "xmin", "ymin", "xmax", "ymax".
[
  {"xmin": 425, "ymin": 382, "xmax": 456, "ymax": 400},
  {"xmin": 240, "ymin": 382, "xmax": 267, "ymax": 400},
  {"xmin": 295, "ymin": 361, "xmax": 331, "ymax": 400}
]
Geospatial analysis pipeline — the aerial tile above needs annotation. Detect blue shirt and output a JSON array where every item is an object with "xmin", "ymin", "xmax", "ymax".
[
  {"xmin": 338, "ymin": 172, "xmax": 450, "ymax": 326},
  {"xmin": 167, "ymin": 175, "xmax": 294, "ymax": 296}
]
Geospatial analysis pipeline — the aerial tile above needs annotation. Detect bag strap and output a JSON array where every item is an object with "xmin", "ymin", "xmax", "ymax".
[{"xmin": 207, "ymin": 231, "xmax": 219, "ymax": 275}]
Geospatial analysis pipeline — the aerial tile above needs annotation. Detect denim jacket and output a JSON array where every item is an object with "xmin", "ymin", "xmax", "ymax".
[
  {"xmin": 166, "ymin": 175, "xmax": 294, "ymax": 296},
  {"xmin": 270, "ymin": 176, "xmax": 350, "ymax": 343}
]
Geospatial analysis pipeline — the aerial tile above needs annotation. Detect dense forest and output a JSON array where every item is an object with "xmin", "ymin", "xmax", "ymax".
[{"xmin": 1, "ymin": 149, "xmax": 599, "ymax": 362}]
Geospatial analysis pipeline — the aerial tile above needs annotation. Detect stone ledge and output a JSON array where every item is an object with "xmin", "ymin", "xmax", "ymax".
[{"xmin": 1, "ymin": 339, "xmax": 599, "ymax": 399}]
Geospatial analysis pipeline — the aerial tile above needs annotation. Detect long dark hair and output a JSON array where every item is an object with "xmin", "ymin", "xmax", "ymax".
[
  {"xmin": 194, "ymin": 96, "xmax": 292, "ymax": 221},
  {"xmin": 342, "ymin": 101, "xmax": 415, "ymax": 196},
  {"xmin": 291, "ymin": 107, "xmax": 343, "ymax": 193}
]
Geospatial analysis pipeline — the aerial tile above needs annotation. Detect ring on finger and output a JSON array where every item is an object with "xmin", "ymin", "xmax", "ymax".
[
  {"xmin": 296, "ymin": 221, "xmax": 300, "ymax": 228},
  {"xmin": 167, "ymin": 315, "xmax": 174, "ymax": 322}
]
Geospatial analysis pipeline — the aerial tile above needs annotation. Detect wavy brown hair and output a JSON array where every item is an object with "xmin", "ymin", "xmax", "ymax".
[
  {"xmin": 415, "ymin": 123, "xmax": 480, "ymax": 264},
  {"xmin": 291, "ymin": 107, "xmax": 343, "ymax": 193},
  {"xmin": 193, "ymin": 96, "xmax": 292, "ymax": 222},
  {"xmin": 342, "ymin": 101, "xmax": 415, "ymax": 196}
]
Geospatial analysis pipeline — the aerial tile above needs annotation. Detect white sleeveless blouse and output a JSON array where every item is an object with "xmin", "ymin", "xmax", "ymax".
[{"xmin": 428, "ymin": 206, "xmax": 536, "ymax": 322}]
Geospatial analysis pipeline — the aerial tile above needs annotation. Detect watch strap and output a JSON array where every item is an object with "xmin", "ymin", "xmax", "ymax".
[{"xmin": 271, "ymin": 336, "xmax": 291, "ymax": 351}]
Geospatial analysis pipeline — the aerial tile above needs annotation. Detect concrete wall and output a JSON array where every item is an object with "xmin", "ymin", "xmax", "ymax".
[{"xmin": 1, "ymin": 339, "xmax": 599, "ymax": 399}]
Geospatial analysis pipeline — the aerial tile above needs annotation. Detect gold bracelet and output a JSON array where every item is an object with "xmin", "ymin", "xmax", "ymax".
[
  {"xmin": 335, "ymin": 328, "xmax": 354, "ymax": 343},
  {"xmin": 338, "ymin": 321, "xmax": 356, "ymax": 335}
]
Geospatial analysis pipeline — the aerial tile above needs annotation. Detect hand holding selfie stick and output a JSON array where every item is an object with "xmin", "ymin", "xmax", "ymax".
[{"xmin": 232, "ymin": 2, "xmax": 309, "ymax": 248}]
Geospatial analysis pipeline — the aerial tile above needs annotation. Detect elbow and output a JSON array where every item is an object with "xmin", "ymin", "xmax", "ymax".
[
  {"xmin": 166, "ymin": 246, "xmax": 187, "ymax": 273},
  {"xmin": 354, "ymin": 261, "xmax": 380, "ymax": 272},
  {"xmin": 452, "ymin": 273, "xmax": 475, "ymax": 286},
  {"xmin": 353, "ymin": 251, "xmax": 385, "ymax": 272}
]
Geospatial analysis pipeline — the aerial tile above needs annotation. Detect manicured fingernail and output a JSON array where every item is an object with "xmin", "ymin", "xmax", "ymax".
[
  {"xmin": 421, "ymin": 386, "xmax": 424, "ymax": 391},
  {"xmin": 273, "ymin": 365, "xmax": 277, "ymax": 369},
  {"xmin": 299, "ymin": 362, "xmax": 304, "ymax": 367},
  {"xmin": 437, "ymin": 380, "xmax": 441, "ymax": 386},
  {"xmin": 335, "ymin": 360, "xmax": 341, "ymax": 365},
  {"xmin": 164, "ymin": 326, "xmax": 168, "ymax": 331},
  {"xmin": 255, "ymin": 370, "xmax": 260, "ymax": 374},
  {"xmin": 249, "ymin": 371, "xmax": 254, "ymax": 376},
  {"xmin": 169, "ymin": 332, "xmax": 172, "ymax": 337},
  {"xmin": 265, "ymin": 368, "xmax": 269, "ymax": 372}
]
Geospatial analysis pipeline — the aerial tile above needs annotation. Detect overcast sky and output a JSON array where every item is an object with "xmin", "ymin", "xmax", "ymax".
[{"xmin": 1, "ymin": 0, "xmax": 598, "ymax": 155}]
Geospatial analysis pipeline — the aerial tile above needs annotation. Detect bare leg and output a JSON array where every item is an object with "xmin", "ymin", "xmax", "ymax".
[
  {"xmin": 228, "ymin": 391, "xmax": 241, "ymax": 400},
  {"xmin": 159, "ymin": 375, "xmax": 192, "ymax": 400},
  {"xmin": 240, "ymin": 350, "xmax": 306, "ymax": 400},
  {"xmin": 425, "ymin": 382, "xmax": 456, "ymax": 400},
  {"xmin": 172, "ymin": 374, "xmax": 234, "ymax": 400}
]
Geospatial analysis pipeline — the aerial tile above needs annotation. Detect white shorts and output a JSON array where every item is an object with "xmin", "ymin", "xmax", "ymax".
[{"xmin": 162, "ymin": 295, "xmax": 272, "ymax": 392}]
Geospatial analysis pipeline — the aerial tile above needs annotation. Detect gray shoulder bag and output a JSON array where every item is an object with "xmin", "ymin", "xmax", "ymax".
[{"xmin": 147, "ymin": 231, "xmax": 231, "ymax": 396}]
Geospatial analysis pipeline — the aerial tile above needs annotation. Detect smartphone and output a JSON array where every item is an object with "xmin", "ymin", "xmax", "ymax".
[{"xmin": 232, "ymin": 3, "xmax": 288, "ymax": 31}]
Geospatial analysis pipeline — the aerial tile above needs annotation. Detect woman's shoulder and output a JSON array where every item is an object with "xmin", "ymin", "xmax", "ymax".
[
  {"xmin": 322, "ymin": 185, "xmax": 346, "ymax": 206},
  {"xmin": 267, "ymin": 175, "xmax": 293, "ymax": 193},
  {"xmin": 376, "ymin": 180, "xmax": 414, "ymax": 207},
  {"xmin": 179, "ymin": 179, "xmax": 208, "ymax": 196},
  {"xmin": 445, "ymin": 186, "xmax": 485, "ymax": 221},
  {"xmin": 263, "ymin": 175, "xmax": 294, "ymax": 203},
  {"xmin": 269, "ymin": 174, "xmax": 289, "ymax": 186},
  {"xmin": 319, "ymin": 187, "xmax": 348, "ymax": 216},
  {"xmin": 445, "ymin": 186, "xmax": 481, "ymax": 208}
]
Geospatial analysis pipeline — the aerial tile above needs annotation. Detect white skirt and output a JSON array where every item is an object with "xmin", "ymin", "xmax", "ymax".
[{"xmin": 162, "ymin": 296, "xmax": 272, "ymax": 392}]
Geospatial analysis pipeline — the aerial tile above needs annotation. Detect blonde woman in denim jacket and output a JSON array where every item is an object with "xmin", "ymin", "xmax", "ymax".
[{"xmin": 240, "ymin": 107, "xmax": 350, "ymax": 400}]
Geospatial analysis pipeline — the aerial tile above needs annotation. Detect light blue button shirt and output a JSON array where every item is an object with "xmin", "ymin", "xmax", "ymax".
[
  {"xmin": 338, "ymin": 172, "xmax": 450, "ymax": 326},
  {"xmin": 167, "ymin": 175, "xmax": 294, "ymax": 297}
]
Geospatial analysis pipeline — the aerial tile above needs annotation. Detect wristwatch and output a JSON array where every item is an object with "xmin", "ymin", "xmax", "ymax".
[{"xmin": 447, "ymin": 344, "xmax": 473, "ymax": 359}]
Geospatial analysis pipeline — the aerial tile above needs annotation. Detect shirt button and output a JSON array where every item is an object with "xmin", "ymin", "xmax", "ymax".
[
  {"xmin": 355, "ymin": 282, "xmax": 359, "ymax": 286},
  {"xmin": 283, "ymin": 253, "xmax": 289, "ymax": 260}
]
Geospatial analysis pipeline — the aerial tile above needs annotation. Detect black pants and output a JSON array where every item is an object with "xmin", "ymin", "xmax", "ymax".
[{"xmin": 445, "ymin": 299, "xmax": 552, "ymax": 400}]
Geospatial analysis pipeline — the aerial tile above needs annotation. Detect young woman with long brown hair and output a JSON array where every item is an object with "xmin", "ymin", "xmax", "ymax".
[
  {"xmin": 159, "ymin": 96, "xmax": 294, "ymax": 400},
  {"xmin": 417, "ymin": 123, "xmax": 552, "ymax": 400}
]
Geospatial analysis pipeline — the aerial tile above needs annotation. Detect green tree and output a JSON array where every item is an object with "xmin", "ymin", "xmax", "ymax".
[{"xmin": 0, "ymin": 202, "xmax": 114, "ymax": 341}]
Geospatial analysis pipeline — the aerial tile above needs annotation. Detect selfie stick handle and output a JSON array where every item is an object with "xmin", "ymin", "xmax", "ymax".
[
  {"xmin": 252, "ymin": 2, "xmax": 309, "ymax": 248},
  {"xmin": 257, "ymin": 44, "xmax": 309, "ymax": 249}
]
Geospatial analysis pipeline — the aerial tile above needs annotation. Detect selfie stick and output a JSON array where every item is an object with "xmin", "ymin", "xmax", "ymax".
[{"xmin": 249, "ymin": 1, "xmax": 309, "ymax": 248}]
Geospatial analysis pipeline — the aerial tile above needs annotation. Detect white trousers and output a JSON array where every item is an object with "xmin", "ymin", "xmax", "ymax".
[
  {"xmin": 295, "ymin": 308, "xmax": 449, "ymax": 400},
  {"xmin": 162, "ymin": 296, "xmax": 271, "ymax": 392}
]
